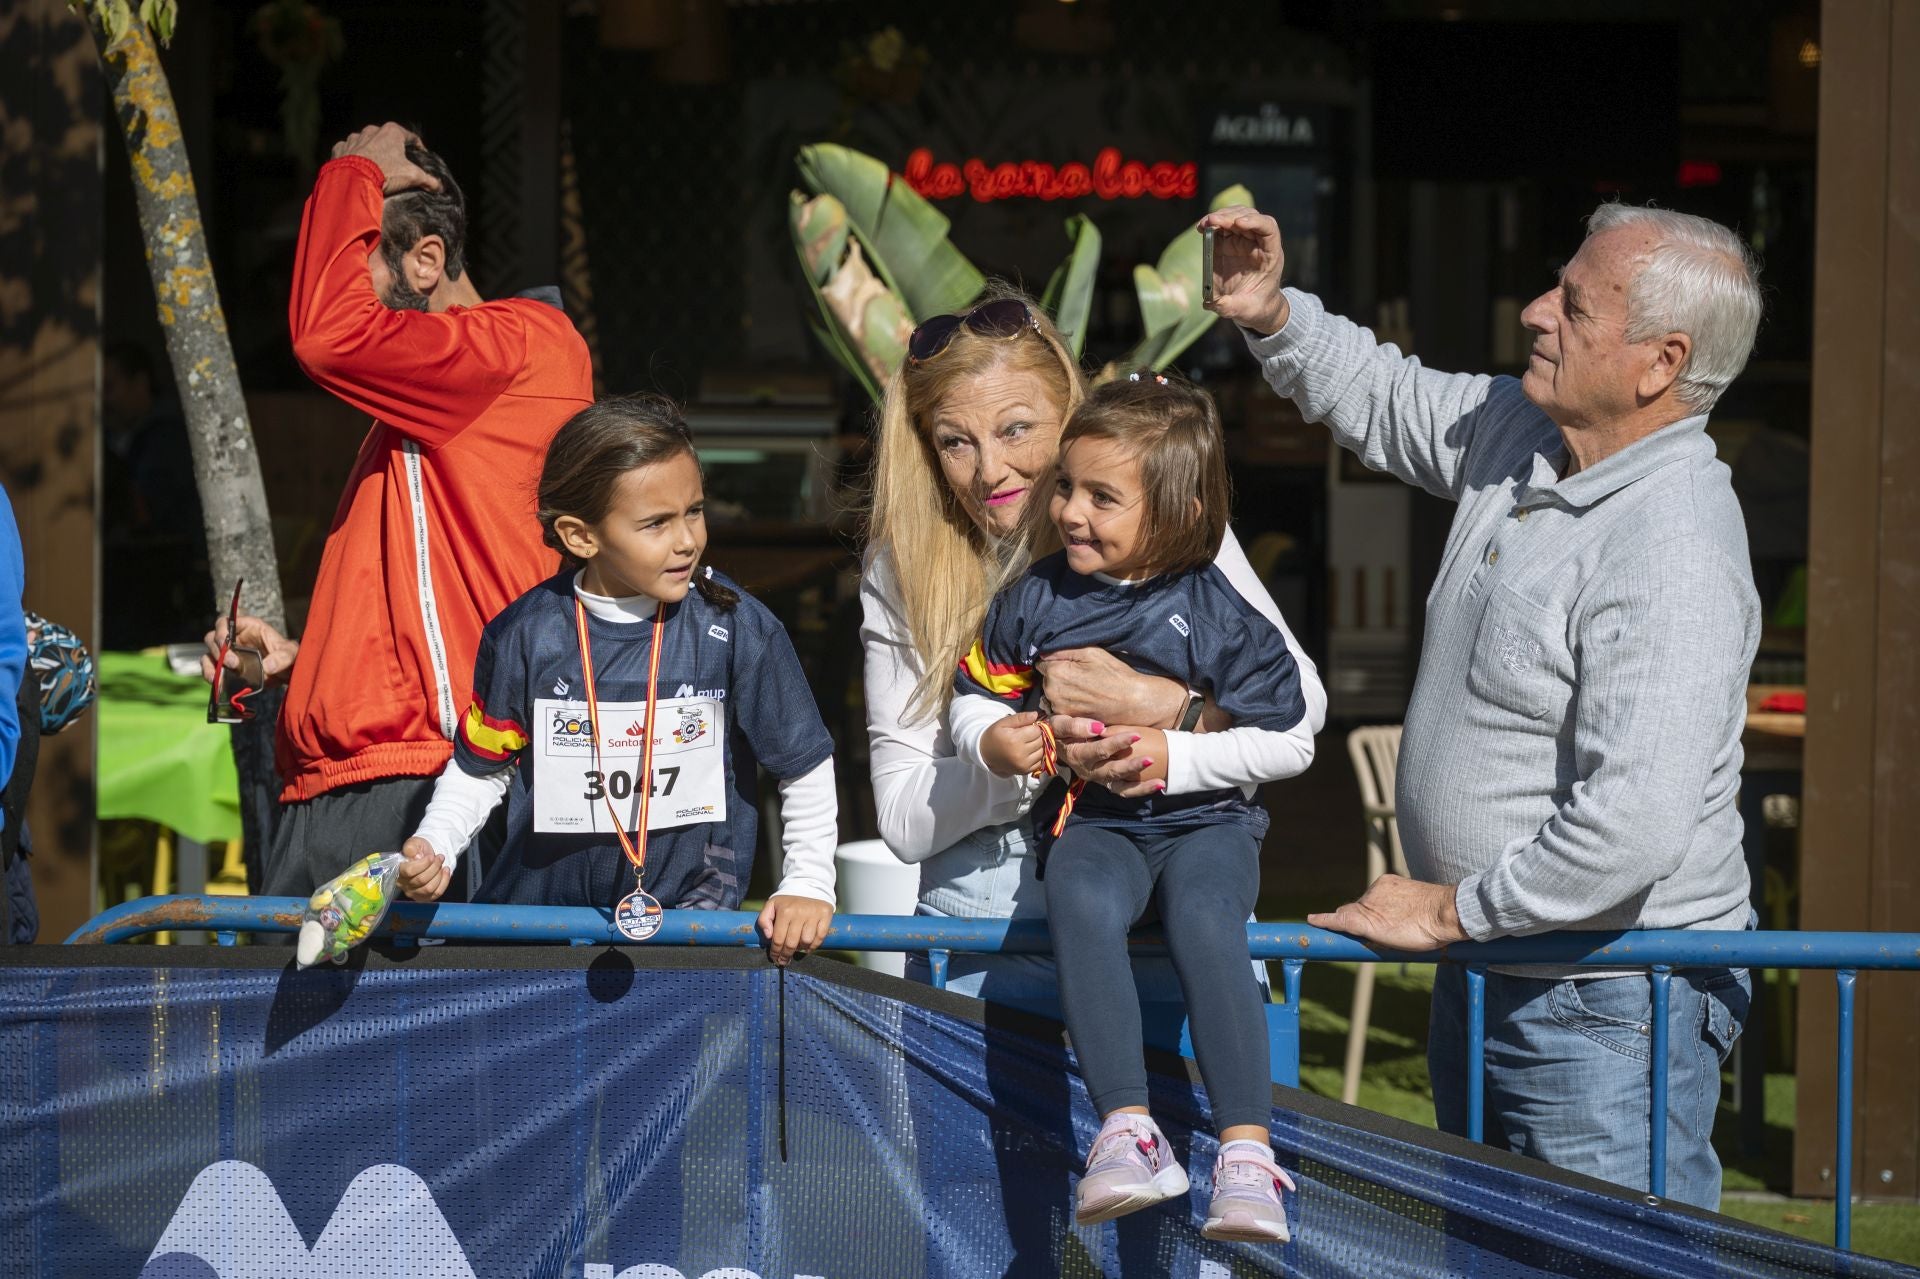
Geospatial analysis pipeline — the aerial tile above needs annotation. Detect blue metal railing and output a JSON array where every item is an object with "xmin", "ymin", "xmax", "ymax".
[{"xmin": 65, "ymin": 895, "xmax": 1920, "ymax": 1252}]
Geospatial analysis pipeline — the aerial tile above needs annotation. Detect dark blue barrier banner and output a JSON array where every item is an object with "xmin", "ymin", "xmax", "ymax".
[{"xmin": 1, "ymin": 948, "xmax": 1909, "ymax": 1279}]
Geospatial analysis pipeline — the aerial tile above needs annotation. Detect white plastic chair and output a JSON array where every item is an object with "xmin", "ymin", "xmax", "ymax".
[{"xmin": 1343, "ymin": 725, "xmax": 1409, "ymax": 1105}]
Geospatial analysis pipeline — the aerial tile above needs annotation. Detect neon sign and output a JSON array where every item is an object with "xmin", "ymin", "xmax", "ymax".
[
  {"xmin": 1676, "ymin": 160, "xmax": 1722, "ymax": 188},
  {"xmin": 903, "ymin": 147, "xmax": 1199, "ymax": 203}
]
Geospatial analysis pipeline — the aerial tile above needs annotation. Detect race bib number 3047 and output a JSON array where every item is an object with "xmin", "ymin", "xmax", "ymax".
[{"xmin": 532, "ymin": 696, "xmax": 727, "ymax": 835}]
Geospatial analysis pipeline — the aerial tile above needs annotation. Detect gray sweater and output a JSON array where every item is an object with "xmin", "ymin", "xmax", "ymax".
[{"xmin": 1246, "ymin": 290, "xmax": 1758, "ymax": 941}]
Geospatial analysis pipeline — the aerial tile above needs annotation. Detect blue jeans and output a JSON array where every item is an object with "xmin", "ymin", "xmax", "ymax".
[
  {"xmin": 904, "ymin": 819, "xmax": 1062, "ymax": 1011},
  {"xmin": 1428, "ymin": 964, "xmax": 1751, "ymax": 1210}
]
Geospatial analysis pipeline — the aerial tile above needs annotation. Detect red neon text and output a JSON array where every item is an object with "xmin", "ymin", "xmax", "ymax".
[
  {"xmin": 903, "ymin": 148, "xmax": 1199, "ymax": 203},
  {"xmin": 1676, "ymin": 159, "xmax": 1723, "ymax": 188}
]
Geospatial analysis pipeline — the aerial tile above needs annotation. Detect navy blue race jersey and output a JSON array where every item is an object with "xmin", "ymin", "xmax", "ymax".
[
  {"xmin": 453, "ymin": 570, "xmax": 834, "ymax": 910},
  {"xmin": 956, "ymin": 551, "xmax": 1306, "ymax": 840}
]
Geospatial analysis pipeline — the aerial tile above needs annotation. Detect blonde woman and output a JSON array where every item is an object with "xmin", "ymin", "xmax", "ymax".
[{"xmin": 860, "ymin": 287, "xmax": 1326, "ymax": 1002}]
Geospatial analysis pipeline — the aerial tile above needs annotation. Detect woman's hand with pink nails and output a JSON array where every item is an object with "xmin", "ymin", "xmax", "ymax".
[{"xmin": 1079, "ymin": 727, "xmax": 1170, "ymax": 798}]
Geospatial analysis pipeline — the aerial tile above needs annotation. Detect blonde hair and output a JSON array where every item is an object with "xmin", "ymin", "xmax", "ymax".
[{"xmin": 868, "ymin": 283, "xmax": 1085, "ymax": 722}]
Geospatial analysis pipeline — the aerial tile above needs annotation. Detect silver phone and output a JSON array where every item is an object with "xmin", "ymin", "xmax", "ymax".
[{"xmin": 1201, "ymin": 225, "xmax": 1216, "ymax": 305}]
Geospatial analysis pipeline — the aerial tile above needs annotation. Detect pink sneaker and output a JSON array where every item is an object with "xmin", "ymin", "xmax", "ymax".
[
  {"xmin": 1202, "ymin": 1139, "xmax": 1296, "ymax": 1243},
  {"xmin": 1074, "ymin": 1113, "xmax": 1191, "ymax": 1227}
]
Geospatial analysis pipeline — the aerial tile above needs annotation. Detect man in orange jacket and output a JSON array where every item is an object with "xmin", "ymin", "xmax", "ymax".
[{"xmin": 205, "ymin": 123, "xmax": 593, "ymax": 897}]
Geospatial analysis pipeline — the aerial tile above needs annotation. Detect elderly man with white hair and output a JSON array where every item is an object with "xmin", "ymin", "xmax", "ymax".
[{"xmin": 1200, "ymin": 202, "xmax": 1764, "ymax": 1208}]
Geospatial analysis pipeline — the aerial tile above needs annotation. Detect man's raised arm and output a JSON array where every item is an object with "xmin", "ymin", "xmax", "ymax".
[
  {"xmin": 1201, "ymin": 205, "xmax": 1532, "ymax": 502},
  {"xmin": 287, "ymin": 125, "xmax": 523, "ymax": 448}
]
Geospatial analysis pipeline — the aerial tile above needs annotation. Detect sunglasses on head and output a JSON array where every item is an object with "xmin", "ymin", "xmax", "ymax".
[
  {"xmin": 207, "ymin": 579, "xmax": 266, "ymax": 725},
  {"xmin": 906, "ymin": 299, "xmax": 1040, "ymax": 366}
]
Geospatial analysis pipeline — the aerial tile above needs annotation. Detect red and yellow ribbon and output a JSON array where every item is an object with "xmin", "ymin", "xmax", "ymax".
[
  {"xmin": 1033, "ymin": 717, "xmax": 1085, "ymax": 837},
  {"xmin": 574, "ymin": 597, "xmax": 665, "ymax": 888}
]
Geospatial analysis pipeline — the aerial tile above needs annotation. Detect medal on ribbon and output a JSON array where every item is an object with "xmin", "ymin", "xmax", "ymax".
[
  {"xmin": 575, "ymin": 597, "xmax": 669, "ymax": 942},
  {"xmin": 613, "ymin": 888, "xmax": 664, "ymax": 941}
]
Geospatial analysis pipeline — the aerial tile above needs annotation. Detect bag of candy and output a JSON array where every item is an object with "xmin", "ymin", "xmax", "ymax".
[{"xmin": 296, "ymin": 852, "xmax": 403, "ymax": 968}]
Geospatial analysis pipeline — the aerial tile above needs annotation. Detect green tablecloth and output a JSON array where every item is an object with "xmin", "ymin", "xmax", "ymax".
[{"xmin": 96, "ymin": 650, "xmax": 241, "ymax": 843}]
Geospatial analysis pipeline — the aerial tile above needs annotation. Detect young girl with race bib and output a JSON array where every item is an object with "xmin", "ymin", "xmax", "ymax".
[
  {"xmin": 399, "ymin": 395, "xmax": 837, "ymax": 964},
  {"xmin": 951, "ymin": 375, "xmax": 1307, "ymax": 1242}
]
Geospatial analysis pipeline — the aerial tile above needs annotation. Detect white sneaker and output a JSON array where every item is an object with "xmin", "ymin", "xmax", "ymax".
[
  {"xmin": 1202, "ymin": 1139, "xmax": 1295, "ymax": 1243},
  {"xmin": 1074, "ymin": 1112, "xmax": 1191, "ymax": 1227}
]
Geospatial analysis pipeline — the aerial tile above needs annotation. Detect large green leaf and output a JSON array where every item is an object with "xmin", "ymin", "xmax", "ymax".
[
  {"xmin": 792, "ymin": 189, "xmax": 850, "ymax": 287},
  {"xmin": 1038, "ymin": 213, "xmax": 1102, "ymax": 360},
  {"xmin": 788, "ymin": 192, "xmax": 882, "ymax": 403},
  {"xmin": 807, "ymin": 317, "xmax": 880, "ymax": 404},
  {"xmin": 796, "ymin": 143, "xmax": 984, "ymax": 322},
  {"xmin": 1114, "ymin": 184, "xmax": 1253, "ymax": 374}
]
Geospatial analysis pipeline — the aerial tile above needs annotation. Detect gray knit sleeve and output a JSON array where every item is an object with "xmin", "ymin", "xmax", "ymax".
[{"xmin": 1240, "ymin": 289, "xmax": 1531, "ymax": 501}]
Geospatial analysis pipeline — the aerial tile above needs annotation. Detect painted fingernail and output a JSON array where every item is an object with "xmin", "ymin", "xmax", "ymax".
[
  {"xmin": 1090, "ymin": 721, "xmax": 1105, "ymax": 735},
  {"xmin": 1139, "ymin": 758, "xmax": 1154, "ymax": 769},
  {"xmin": 1129, "ymin": 734, "xmax": 1142, "ymax": 744},
  {"xmin": 1155, "ymin": 781, "xmax": 1168, "ymax": 792}
]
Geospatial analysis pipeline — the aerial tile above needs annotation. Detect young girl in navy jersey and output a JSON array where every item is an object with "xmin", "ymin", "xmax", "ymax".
[
  {"xmin": 399, "ymin": 395, "xmax": 837, "ymax": 964},
  {"xmin": 951, "ymin": 375, "xmax": 1307, "ymax": 1242}
]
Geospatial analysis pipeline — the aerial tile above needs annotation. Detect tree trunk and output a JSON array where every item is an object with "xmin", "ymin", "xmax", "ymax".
[
  {"xmin": 84, "ymin": 8, "xmax": 287, "ymax": 888},
  {"xmin": 83, "ymin": 9, "xmax": 285, "ymax": 633}
]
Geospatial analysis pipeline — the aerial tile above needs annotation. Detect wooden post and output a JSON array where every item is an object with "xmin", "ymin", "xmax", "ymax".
[
  {"xmin": 0, "ymin": 1, "xmax": 103, "ymax": 943},
  {"xmin": 1795, "ymin": 0, "xmax": 1920, "ymax": 1201}
]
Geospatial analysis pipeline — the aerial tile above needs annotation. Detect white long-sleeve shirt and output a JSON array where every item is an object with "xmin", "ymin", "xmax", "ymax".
[
  {"xmin": 860, "ymin": 528, "xmax": 1326, "ymax": 864},
  {"xmin": 413, "ymin": 578, "xmax": 840, "ymax": 906}
]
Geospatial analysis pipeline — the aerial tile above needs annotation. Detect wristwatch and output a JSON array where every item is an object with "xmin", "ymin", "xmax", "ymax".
[{"xmin": 1177, "ymin": 691, "xmax": 1207, "ymax": 732}]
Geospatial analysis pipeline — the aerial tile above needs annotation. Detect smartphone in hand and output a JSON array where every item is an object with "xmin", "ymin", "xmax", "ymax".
[{"xmin": 1201, "ymin": 225, "xmax": 1216, "ymax": 305}]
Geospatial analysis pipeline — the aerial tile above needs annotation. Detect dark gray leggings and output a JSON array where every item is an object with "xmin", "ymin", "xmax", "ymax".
[{"xmin": 1045, "ymin": 821, "xmax": 1271, "ymax": 1130}]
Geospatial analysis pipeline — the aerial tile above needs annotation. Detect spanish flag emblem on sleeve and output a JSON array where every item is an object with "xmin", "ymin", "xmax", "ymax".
[
  {"xmin": 460, "ymin": 698, "xmax": 530, "ymax": 762},
  {"xmin": 959, "ymin": 639, "xmax": 1036, "ymax": 702}
]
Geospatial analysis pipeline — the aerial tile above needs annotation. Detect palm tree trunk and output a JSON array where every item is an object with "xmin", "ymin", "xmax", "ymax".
[{"xmin": 83, "ymin": 8, "xmax": 285, "ymax": 633}]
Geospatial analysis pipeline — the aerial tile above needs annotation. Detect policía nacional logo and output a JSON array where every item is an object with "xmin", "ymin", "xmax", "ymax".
[
  {"xmin": 549, "ymin": 707, "xmax": 595, "ymax": 750},
  {"xmin": 672, "ymin": 704, "xmax": 708, "ymax": 745},
  {"xmin": 141, "ymin": 1160, "xmax": 473, "ymax": 1279}
]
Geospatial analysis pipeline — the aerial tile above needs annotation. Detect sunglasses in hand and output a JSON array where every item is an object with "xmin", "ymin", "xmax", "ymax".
[{"xmin": 207, "ymin": 580, "xmax": 267, "ymax": 725}]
